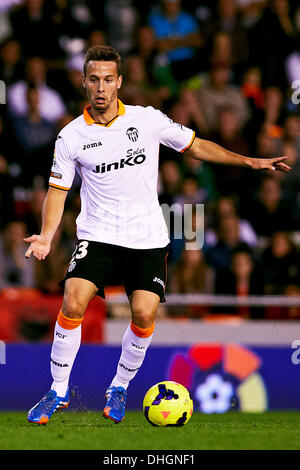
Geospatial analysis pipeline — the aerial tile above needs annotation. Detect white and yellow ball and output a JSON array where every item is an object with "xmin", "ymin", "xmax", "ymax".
[{"xmin": 143, "ymin": 381, "xmax": 193, "ymax": 427}]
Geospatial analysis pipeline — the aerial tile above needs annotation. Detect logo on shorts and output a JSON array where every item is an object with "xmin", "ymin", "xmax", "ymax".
[
  {"xmin": 126, "ymin": 127, "xmax": 139, "ymax": 142},
  {"xmin": 68, "ymin": 260, "xmax": 76, "ymax": 272},
  {"xmin": 153, "ymin": 277, "xmax": 165, "ymax": 289}
]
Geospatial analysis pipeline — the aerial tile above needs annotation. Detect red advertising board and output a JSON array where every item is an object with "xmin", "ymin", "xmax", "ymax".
[{"xmin": 0, "ymin": 288, "xmax": 106, "ymax": 343}]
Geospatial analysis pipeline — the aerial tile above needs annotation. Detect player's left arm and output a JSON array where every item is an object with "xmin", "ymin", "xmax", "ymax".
[{"xmin": 185, "ymin": 136, "xmax": 291, "ymax": 172}]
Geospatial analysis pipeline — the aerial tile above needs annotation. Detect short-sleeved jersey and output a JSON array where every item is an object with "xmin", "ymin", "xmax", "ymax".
[{"xmin": 49, "ymin": 100, "xmax": 195, "ymax": 249}]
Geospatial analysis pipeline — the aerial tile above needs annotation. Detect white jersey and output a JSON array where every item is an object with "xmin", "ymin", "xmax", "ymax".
[{"xmin": 49, "ymin": 100, "xmax": 195, "ymax": 249}]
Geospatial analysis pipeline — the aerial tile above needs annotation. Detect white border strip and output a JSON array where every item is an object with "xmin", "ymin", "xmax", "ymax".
[{"xmin": 107, "ymin": 294, "xmax": 300, "ymax": 307}]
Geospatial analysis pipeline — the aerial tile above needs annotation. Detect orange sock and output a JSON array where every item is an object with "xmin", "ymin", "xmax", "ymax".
[
  {"xmin": 130, "ymin": 321, "xmax": 155, "ymax": 338},
  {"xmin": 57, "ymin": 310, "xmax": 83, "ymax": 330}
]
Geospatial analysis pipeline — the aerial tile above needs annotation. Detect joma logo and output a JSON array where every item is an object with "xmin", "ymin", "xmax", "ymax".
[{"xmin": 83, "ymin": 142, "xmax": 102, "ymax": 150}]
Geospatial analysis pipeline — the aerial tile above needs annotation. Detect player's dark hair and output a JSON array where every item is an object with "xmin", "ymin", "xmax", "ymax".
[{"xmin": 84, "ymin": 45, "xmax": 122, "ymax": 76}]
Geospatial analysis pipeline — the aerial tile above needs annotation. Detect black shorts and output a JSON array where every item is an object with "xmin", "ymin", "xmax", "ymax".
[{"xmin": 60, "ymin": 240, "xmax": 170, "ymax": 302}]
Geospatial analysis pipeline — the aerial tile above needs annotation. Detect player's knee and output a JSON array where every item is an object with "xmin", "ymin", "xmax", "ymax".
[
  {"xmin": 61, "ymin": 297, "xmax": 86, "ymax": 319},
  {"xmin": 131, "ymin": 307, "xmax": 155, "ymax": 329}
]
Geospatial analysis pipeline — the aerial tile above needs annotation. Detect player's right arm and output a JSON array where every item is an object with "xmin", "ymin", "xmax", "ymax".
[{"xmin": 24, "ymin": 186, "xmax": 68, "ymax": 260}]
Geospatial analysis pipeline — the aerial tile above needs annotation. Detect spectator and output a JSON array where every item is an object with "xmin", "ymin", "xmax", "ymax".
[
  {"xmin": 0, "ymin": 1, "xmax": 15, "ymax": 42},
  {"xmin": 169, "ymin": 247, "xmax": 214, "ymax": 293},
  {"xmin": 9, "ymin": 84, "xmax": 56, "ymax": 186},
  {"xmin": 236, "ymin": 0, "xmax": 267, "ymax": 28},
  {"xmin": 245, "ymin": 84, "xmax": 284, "ymax": 151},
  {"xmin": 211, "ymin": 105, "xmax": 252, "ymax": 198},
  {"xmin": 87, "ymin": 29, "xmax": 106, "ymax": 48},
  {"xmin": 167, "ymin": 173, "xmax": 206, "ymax": 262},
  {"xmin": 9, "ymin": 0, "xmax": 56, "ymax": 59},
  {"xmin": 168, "ymin": 247, "xmax": 214, "ymax": 317},
  {"xmin": 261, "ymin": 86, "xmax": 284, "ymax": 138},
  {"xmin": 130, "ymin": 25, "xmax": 177, "ymax": 102},
  {"xmin": 158, "ymin": 159, "xmax": 182, "ymax": 206},
  {"xmin": 209, "ymin": 31, "xmax": 233, "ymax": 70},
  {"xmin": 7, "ymin": 56, "xmax": 66, "ymax": 124},
  {"xmin": 242, "ymin": 66, "xmax": 264, "ymax": 113},
  {"xmin": 0, "ymin": 154, "xmax": 14, "ymax": 228},
  {"xmin": 256, "ymin": 129, "xmax": 277, "ymax": 157},
  {"xmin": 131, "ymin": 25, "xmax": 157, "ymax": 76},
  {"xmin": 285, "ymin": 50, "xmax": 300, "ymax": 87},
  {"xmin": 105, "ymin": 0, "xmax": 138, "ymax": 56},
  {"xmin": 181, "ymin": 151, "xmax": 218, "ymax": 203},
  {"xmin": 215, "ymin": 105, "xmax": 250, "ymax": 155},
  {"xmin": 274, "ymin": 114, "xmax": 300, "ymax": 201},
  {"xmin": 242, "ymin": 174, "xmax": 296, "ymax": 237},
  {"xmin": 169, "ymin": 87, "xmax": 210, "ymax": 136},
  {"xmin": 205, "ymin": 215, "xmax": 246, "ymax": 272},
  {"xmin": 261, "ymin": 231, "xmax": 300, "ymax": 294},
  {"xmin": 10, "ymin": 84, "xmax": 55, "ymax": 152},
  {"xmin": 23, "ymin": 187, "xmax": 47, "ymax": 235},
  {"xmin": 249, "ymin": 0, "xmax": 300, "ymax": 88},
  {"xmin": 275, "ymin": 140, "xmax": 300, "ymax": 204},
  {"xmin": 0, "ymin": 220, "xmax": 35, "ymax": 289},
  {"xmin": 206, "ymin": 196, "xmax": 258, "ymax": 248},
  {"xmin": 203, "ymin": 0, "xmax": 250, "ymax": 77},
  {"xmin": 194, "ymin": 61, "xmax": 250, "ymax": 134},
  {"xmin": 0, "ymin": 37, "xmax": 23, "ymax": 86},
  {"xmin": 49, "ymin": 0, "xmax": 96, "ymax": 49},
  {"xmin": 275, "ymin": 113, "xmax": 300, "ymax": 154},
  {"xmin": 62, "ymin": 53, "xmax": 88, "ymax": 116},
  {"xmin": 149, "ymin": 0, "xmax": 203, "ymax": 81},
  {"xmin": 174, "ymin": 173, "xmax": 206, "ymax": 209},
  {"xmin": 0, "ymin": 110, "xmax": 18, "ymax": 164},
  {"xmin": 120, "ymin": 55, "xmax": 165, "ymax": 107},
  {"xmin": 241, "ymin": 67, "xmax": 265, "ymax": 148},
  {"xmin": 214, "ymin": 243, "xmax": 265, "ymax": 318}
]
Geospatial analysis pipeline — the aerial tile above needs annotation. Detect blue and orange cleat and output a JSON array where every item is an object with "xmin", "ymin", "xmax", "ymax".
[
  {"xmin": 27, "ymin": 389, "xmax": 70, "ymax": 425},
  {"xmin": 103, "ymin": 386, "xmax": 127, "ymax": 423}
]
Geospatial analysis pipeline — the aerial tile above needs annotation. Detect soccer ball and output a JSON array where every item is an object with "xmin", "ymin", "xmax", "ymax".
[{"xmin": 143, "ymin": 381, "xmax": 193, "ymax": 427}]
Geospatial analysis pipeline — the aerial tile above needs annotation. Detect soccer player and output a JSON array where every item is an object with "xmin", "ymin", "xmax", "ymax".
[{"xmin": 25, "ymin": 45, "xmax": 290, "ymax": 425}]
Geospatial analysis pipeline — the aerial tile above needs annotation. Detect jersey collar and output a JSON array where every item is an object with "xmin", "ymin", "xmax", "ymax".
[{"xmin": 83, "ymin": 99, "xmax": 125, "ymax": 127}]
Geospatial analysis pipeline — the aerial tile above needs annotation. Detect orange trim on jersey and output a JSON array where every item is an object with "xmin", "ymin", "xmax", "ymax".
[
  {"xmin": 180, "ymin": 131, "xmax": 196, "ymax": 153},
  {"xmin": 49, "ymin": 183, "xmax": 70, "ymax": 191},
  {"xmin": 57, "ymin": 310, "xmax": 83, "ymax": 330},
  {"xmin": 164, "ymin": 252, "xmax": 169, "ymax": 293},
  {"xmin": 83, "ymin": 106, "xmax": 95, "ymax": 125},
  {"xmin": 83, "ymin": 99, "xmax": 125, "ymax": 127},
  {"xmin": 130, "ymin": 321, "xmax": 155, "ymax": 338}
]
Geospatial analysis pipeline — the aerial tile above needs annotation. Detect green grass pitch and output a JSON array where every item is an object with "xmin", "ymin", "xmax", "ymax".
[{"xmin": 1, "ymin": 410, "xmax": 300, "ymax": 450}]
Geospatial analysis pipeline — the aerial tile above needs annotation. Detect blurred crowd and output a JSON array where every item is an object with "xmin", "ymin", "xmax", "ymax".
[{"xmin": 0, "ymin": 0, "xmax": 300, "ymax": 319}]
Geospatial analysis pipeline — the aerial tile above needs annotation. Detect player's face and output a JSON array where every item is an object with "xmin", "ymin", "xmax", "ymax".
[{"xmin": 83, "ymin": 60, "xmax": 122, "ymax": 113}]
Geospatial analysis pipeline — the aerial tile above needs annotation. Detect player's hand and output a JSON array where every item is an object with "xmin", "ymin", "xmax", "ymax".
[
  {"xmin": 24, "ymin": 235, "xmax": 51, "ymax": 260},
  {"xmin": 251, "ymin": 156, "xmax": 291, "ymax": 172}
]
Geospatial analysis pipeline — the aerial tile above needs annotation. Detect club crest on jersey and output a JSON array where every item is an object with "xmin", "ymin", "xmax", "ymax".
[{"xmin": 126, "ymin": 127, "xmax": 139, "ymax": 142}]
